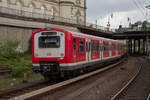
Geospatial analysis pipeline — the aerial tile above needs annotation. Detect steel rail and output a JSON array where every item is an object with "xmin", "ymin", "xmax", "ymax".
[
  {"xmin": 10, "ymin": 58, "xmax": 125, "ymax": 100},
  {"xmin": 110, "ymin": 57, "xmax": 142, "ymax": 100},
  {"xmin": 147, "ymin": 93, "xmax": 150, "ymax": 100}
]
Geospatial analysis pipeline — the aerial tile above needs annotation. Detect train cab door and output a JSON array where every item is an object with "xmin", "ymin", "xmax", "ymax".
[{"xmin": 86, "ymin": 39, "xmax": 91, "ymax": 62}]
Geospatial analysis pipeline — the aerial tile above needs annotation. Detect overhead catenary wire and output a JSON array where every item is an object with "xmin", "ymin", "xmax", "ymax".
[
  {"xmin": 132, "ymin": 0, "xmax": 147, "ymax": 19},
  {"xmin": 137, "ymin": 0, "xmax": 146, "ymax": 12}
]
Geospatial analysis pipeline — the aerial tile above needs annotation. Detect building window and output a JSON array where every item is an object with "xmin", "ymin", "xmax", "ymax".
[
  {"xmin": 76, "ymin": 10, "xmax": 81, "ymax": 24},
  {"xmin": 17, "ymin": 2, "xmax": 22, "ymax": 15},
  {"xmin": 71, "ymin": 7, "xmax": 73, "ymax": 18},
  {"xmin": 41, "ymin": 6, "xmax": 45, "ymax": 16},
  {"xmin": 2, "ymin": 0, "xmax": 8, "ymax": 7},
  {"xmin": 1, "ymin": 0, "xmax": 8, "ymax": 13},
  {"xmin": 76, "ymin": 15, "xmax": 80, "ymax": 24},
  {"xmin": 50, "ymin": 7, "xmax": 54, "ymax": 18},
  {"xmin": 29, "ymin": 4, "xmax": 34, "ymax": 17},
  {"xmin": 76, "ymin": 0, "xmax": 81, "ymax": 5}
]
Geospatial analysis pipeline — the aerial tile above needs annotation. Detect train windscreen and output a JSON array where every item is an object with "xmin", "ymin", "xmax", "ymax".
[{"xmin": 39, "ymin": 36, "xmax": 60, "ymax": 48}]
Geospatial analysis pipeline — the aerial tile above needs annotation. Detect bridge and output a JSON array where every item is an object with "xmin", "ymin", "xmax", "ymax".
[{"xmin": 113, "ymin": 29, "xmax": 150, "ymax": 56}]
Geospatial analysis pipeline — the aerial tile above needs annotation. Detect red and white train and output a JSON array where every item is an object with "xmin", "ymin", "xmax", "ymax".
[{"xmin": 32, "ymin": 27, "xmax": 125, "ymax": 79}]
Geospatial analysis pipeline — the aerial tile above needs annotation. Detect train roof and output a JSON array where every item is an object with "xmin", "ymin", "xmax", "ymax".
[
  {"xmin": 67, "ymin": 30, "xmax": 120, "ymax": 43},
  {"xmin": 33, "ymin": 27, "xmax": 124, "ymax": 44}
]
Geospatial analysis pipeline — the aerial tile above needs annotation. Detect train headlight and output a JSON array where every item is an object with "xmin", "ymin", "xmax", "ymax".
[
  {"xmin": 60, "ymin": 53, "xmax": 64, "ymax": 57},
  {"xmin": 35, "ymin": 53, "xmax": 38, "ymax": 57}
]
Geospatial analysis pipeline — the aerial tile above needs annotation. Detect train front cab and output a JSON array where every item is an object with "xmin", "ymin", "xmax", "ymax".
[{"xmin": 32, "ymin": 29, "xmax": 66, "ymax": 77}]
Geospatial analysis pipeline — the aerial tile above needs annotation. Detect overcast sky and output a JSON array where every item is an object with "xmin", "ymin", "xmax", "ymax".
[{"xmin": 86, "ymin": 0, "xmax": 150, "ymax": 29}]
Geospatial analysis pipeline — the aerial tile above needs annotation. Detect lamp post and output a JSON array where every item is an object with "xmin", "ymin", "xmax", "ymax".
[
  {"xmin": 107, "ymin": 13, "xmax": 113, "ymax": 31},
  {"xmin": 95, "ymin": 20, "xmax": 98, "ymax": 29},
  {"xmin": 145, "ymin": 5, "xmax": 150, "ymax": 55}
]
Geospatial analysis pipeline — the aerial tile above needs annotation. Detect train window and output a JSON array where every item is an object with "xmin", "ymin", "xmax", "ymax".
[
  {"xmin": 118, "ymin": 45, "xmax": 120, "ymax": 50},
  {"xmin": 96, "ymin": 42, "xmax": 99, "ymax": 51},
  {"xmin": 41, "ymin": 32, "xmax": 57, "ymax": 35},
  {"xmin": 73, "ymin": 38, "xmax": 76, "ymax": 50},
  {"xmin": 79, "ymin": 40, "xmax": 84, "ymax": 53},
  {"xmin": 112, "ymin": 44, "xmax": 116, "ymax": 51},
  {"xmin": 100, "ymin": 41, "xmax": 103, "ymax": 51},
  {"xmin": 86, "ymin": 42, "xmax": 88, "ymax": 52},
  {"xmin": 39, "ymin": 36, "xmax": 60, "ymax": 48},
  {"xmin": 89, "ymin": 42, "xmax": 91, "ymax": 51},
  {"xmin": 109, "ymin": 43, "xmax": 111, "ymax": 51},
  {"xmin": 92, "ymin": 42, "xmax": 95, "ymax": 52},
  {"xmin": 104, "ymin": 43, "xmax": 108, "ymax": 51}
]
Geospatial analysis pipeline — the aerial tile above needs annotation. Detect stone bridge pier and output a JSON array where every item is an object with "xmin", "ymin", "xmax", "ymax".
[{"xmin": 127, "ymin": 36, "xmax": 149, "ymax": 56}]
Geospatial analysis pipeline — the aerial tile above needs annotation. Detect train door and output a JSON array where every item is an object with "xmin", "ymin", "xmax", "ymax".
[
  {"xmin": 73, "ymin": 37, "xmax": 77, "ymax": 63},
  {"xmin": 86, "ymin": 39, "xmax": 90, "ymax": 62},
  {"xmin": 118, "ymin": 43, "xmax": 121, "ymax": 55},
  {"xmin": 111, "ymin": 42, "xmax": 116, "ymax": 56},
  {"xmin": 109, "ymin": 40, "xmax": 112, "ymax": 57},
  {"xmin": 103, "ymin": 41, "xmax": 109, "ymax": 58},
  {"xmin": 100, "ymin": 40, "xmax": 103, "ymax": 60},
  {"xmin": 77, "ymin": 38, "xmax": 86, "ymax": 62},
  {"xmin": 116, "ymin": 43, "xmax": 118, "ymax": 56}
]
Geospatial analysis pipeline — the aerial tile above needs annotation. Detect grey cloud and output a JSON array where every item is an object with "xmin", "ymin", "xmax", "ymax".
[{"xmin": 87, "ymin": 0, "xmax": 149, "ymax": 19}]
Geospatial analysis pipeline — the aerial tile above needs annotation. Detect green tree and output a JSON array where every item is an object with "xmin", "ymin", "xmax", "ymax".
[
  {"xmin": 0, "ymin": 40, "xmax": 20, "ymax": 59},
  {"xmin": 0, "ymin": 40, "xmax": 31, "ymax": 78},
  {"xmin": 142, "ymin": 20, "xmax": 147, "ymax": 30}
]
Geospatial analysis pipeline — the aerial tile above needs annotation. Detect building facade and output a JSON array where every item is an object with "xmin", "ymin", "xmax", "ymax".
[
  {"xmin": 0, "ymin": 0, "xmax": 86, "ymax": 24},
  {"xmin": 0, "ymin": 0, "xmax": 86, "ymax": 52}
]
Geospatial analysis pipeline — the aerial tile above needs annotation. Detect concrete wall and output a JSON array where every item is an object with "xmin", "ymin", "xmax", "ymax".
[
  {"xmin": 0, "ymin": 26, "xmax": 33, "ymax": 51},
  {"xmin": 0, "ymin": 17, "xmax": 80, "ymax": 52},
  {"xmin": 0, "ymin": 0, "xmax": 86, "ymax": 52}
]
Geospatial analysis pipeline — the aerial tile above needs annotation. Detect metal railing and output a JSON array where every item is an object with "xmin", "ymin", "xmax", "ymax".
[
  {"xmin": 0, "ymin": 6, "xmax": 116, "ymax": 32},
  {"xmin": 127, "ymin": 27, "xmax": 150, "ymax": 32}
]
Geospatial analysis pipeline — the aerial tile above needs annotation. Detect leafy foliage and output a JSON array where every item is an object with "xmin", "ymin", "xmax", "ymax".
[
  {"xmin": 0, "ymin": 40, "xmax": 20, "ymax": 59},
  {"xmin": 9, "ymin": 58, "xmax": 31, "ymax": 77},
  {"xmin": 0, "ymin": 40, "xmax": 32, "ymax": 78}
]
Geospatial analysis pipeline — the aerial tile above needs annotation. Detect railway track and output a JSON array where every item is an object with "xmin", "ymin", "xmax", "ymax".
[
  {"xmin": 0, "ymin": 67, "xmax": 12, "ymax": 76},
  {"xmin": 111, "ymin": 57, "xmax": 150, "ymax": 100},
  {"xmin": 6, "ymin": 57, "xmax": 126, "ymax": 100},
  {"xmin": 147, "ymin": 93, "xmax": 150, "ymax": 100},
  {"xmin": 0, "ymin": 80, "xmax": 58, "ymax": 100}
]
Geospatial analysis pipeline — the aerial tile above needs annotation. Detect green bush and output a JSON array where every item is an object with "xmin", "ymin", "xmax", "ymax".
[
  {"xmin": 9, "ymin": 58, "xmax": 31, "ymax": 78},
  {"xmin": 0, "ymin": 40, "xmax": 20, "ymax": 59},
  {"xmin": 0, "ymin": 40, "xmax": 31, "ymax": 78}
]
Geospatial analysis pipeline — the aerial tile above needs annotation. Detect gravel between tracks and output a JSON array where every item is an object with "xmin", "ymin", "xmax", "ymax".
[
  {"xmin": 114, "ymin": 57, "xmax": 150, "ymax": 100},
  {"xmin": 0, "ymin": 80, "xmax": 51, "ymax": 100},
  {"xmin": 31, "ymin": 57, "xmax": 140, "ymax": 100}
]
